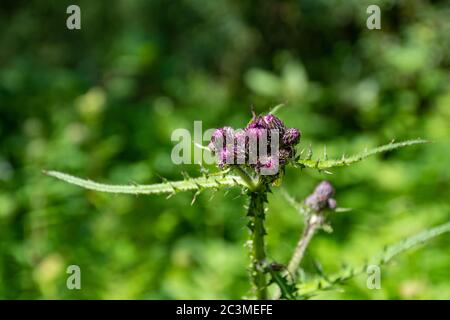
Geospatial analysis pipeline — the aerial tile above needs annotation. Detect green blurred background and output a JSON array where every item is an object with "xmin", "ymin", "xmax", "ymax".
[{"xmin": 0, "ymin": 0, "xmax": 449, "ymax": 299}]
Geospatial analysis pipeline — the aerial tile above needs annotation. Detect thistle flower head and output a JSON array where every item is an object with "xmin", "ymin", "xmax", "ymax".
[
  {"xmin": 209, "ymin": 111, "xmax": 301, "ymax": 177},
  {"xmin": 305, "ymin": 180, "xmax": 337, "ymax": 212}
]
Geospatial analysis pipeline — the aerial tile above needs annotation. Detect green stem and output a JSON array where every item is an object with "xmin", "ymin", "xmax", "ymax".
[
  {"xmin": 247, "ymin": 191, "xmax": 268, "ymax": 299},
  {"xmin": 234, "ymin": 166, "xmax": 257, "ymax": 191}
]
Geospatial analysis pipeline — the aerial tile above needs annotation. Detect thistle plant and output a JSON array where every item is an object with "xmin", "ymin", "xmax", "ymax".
[{"xmin": 44, "ymin": 108, "xmax": 449, "ymax": 300}]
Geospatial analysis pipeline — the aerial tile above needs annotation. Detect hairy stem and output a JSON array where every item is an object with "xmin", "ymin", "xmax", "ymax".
[
  {"xmin": 247, "ymin": 191, "xmax": 268, "ymax": 299},
  {"xmin": 287, "ymin": 214, "xmax": 323, "ymax": 278},
  {"xmin": 273, "ymin": 213, "xmax": 323, "ymax": 300}
]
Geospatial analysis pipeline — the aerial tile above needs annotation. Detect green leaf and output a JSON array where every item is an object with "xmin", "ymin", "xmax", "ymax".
[
  {"xmin": 269, "ymin": 269, "xmax": 297, "ymax": 300},
  {"xmin": 43, "ymin": 170, "xmax": 245, "ymax": 195},
  {"xmin": 297, "ymin": 221, "xmax": 450, "ymax": 297},
  {"xmin": 297, "ymin": 139, "xmax": 428, "ymax": 170},
  {"xmin": 379, "ymin": 221, "xmax": 450, "ymax": 264}
]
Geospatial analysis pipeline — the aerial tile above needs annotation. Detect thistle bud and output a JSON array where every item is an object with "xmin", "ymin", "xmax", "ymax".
[
  {"xmin": 315, "ymin": 181, "xmax": 335, "ymax": 199},
  {"xmin": 279, "ymin": 148, "xmax": 293, "ymax": 165},
  {"xmin": 282, "ymin": 128, "xmax": 301, "ymax": 146},
  {"xmin": 304, "ymin": 181, "xmax": 337, "ymax": 212},
  {"xmin": 263, "ymin": 114, "xmax": 286, "ymax": 133},
  {"xmin": 246, "ymin": 115, "xmax": 265, "ymax": 129}
]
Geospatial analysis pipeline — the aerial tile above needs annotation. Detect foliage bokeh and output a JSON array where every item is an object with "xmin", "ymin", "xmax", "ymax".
[{"xmin": 0, "ymin": 0, "xmax": 449, "ymax": 299}]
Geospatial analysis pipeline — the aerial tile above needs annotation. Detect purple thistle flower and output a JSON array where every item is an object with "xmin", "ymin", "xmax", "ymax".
[
  {"xmin": 315, "ymin": 181, "xmax": 335, "ymax": 199},
  {"xmin": 305, "ymin": 194, "xmax": 321, "ymax": 211},
  {"xmin": 234, "ymin": 130, "xmax": 247, "ymax": 164},
  {"xmin": 234, "ymin": 130, "xmax": 246, "ymax": 147},
  {"xmin": 210, "ymin": 112, "xmax": 301, "ymax": 176},
  {"xmin": 208, "ymin": 141, "xmax": 217, "ymax": 154},
  {"xmin": 256, "ymin": 155, "xmax": 279, "ymax": 175},
  {"xmin": 247, "ymin": 114, "xmax": 286, "ymax": 140},
  {"xmin": 282, "ymin": 128, "xmax": 301, "ymax": 146},
  {"xmin": 246, "ymin": 127, "xmax": 265, "ymax": 140},
  {"xmin": 209, "ymin": 126, "xmax": 234, "ymax": 154},
  {"xmin": 222, "ymin": 126, "xmax": 235, "ymax": 142},
  {"xmin": 208, "ymin": 128, "xmax": 224, "ymax": 154},
  {"xmin": 246, "ymin": 114, "xmax": 266, "ymax": 129},
  {"xmin": 217, "ymin": 147, "xmax": 234, "ymax": 168},
  {"xmin": 263, "ymin": 114, "xmax": 286, "ymax": 132},
  {"xmin": 304, "ymin": 181, "xmax": 337, "ymax": 212}
]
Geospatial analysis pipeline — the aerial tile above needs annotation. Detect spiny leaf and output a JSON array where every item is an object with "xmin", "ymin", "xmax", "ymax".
[
  {"xmin": 296, "ymin": 221, "xmax": 450, "ymax": 297},
  {"xmin": 269, "ymin": 270, "xmax": 297, "ymax": 300},
  {"xmin": 379, "ymin": 221, "xmax": 450, "ymax": 264},
  {"xmin": 43, "ymin": 170, "xmax": 245, "ymax": 195},
  {"xmin": 297, "ymin": 139, "xmax": 428, "ymax": 170}
]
